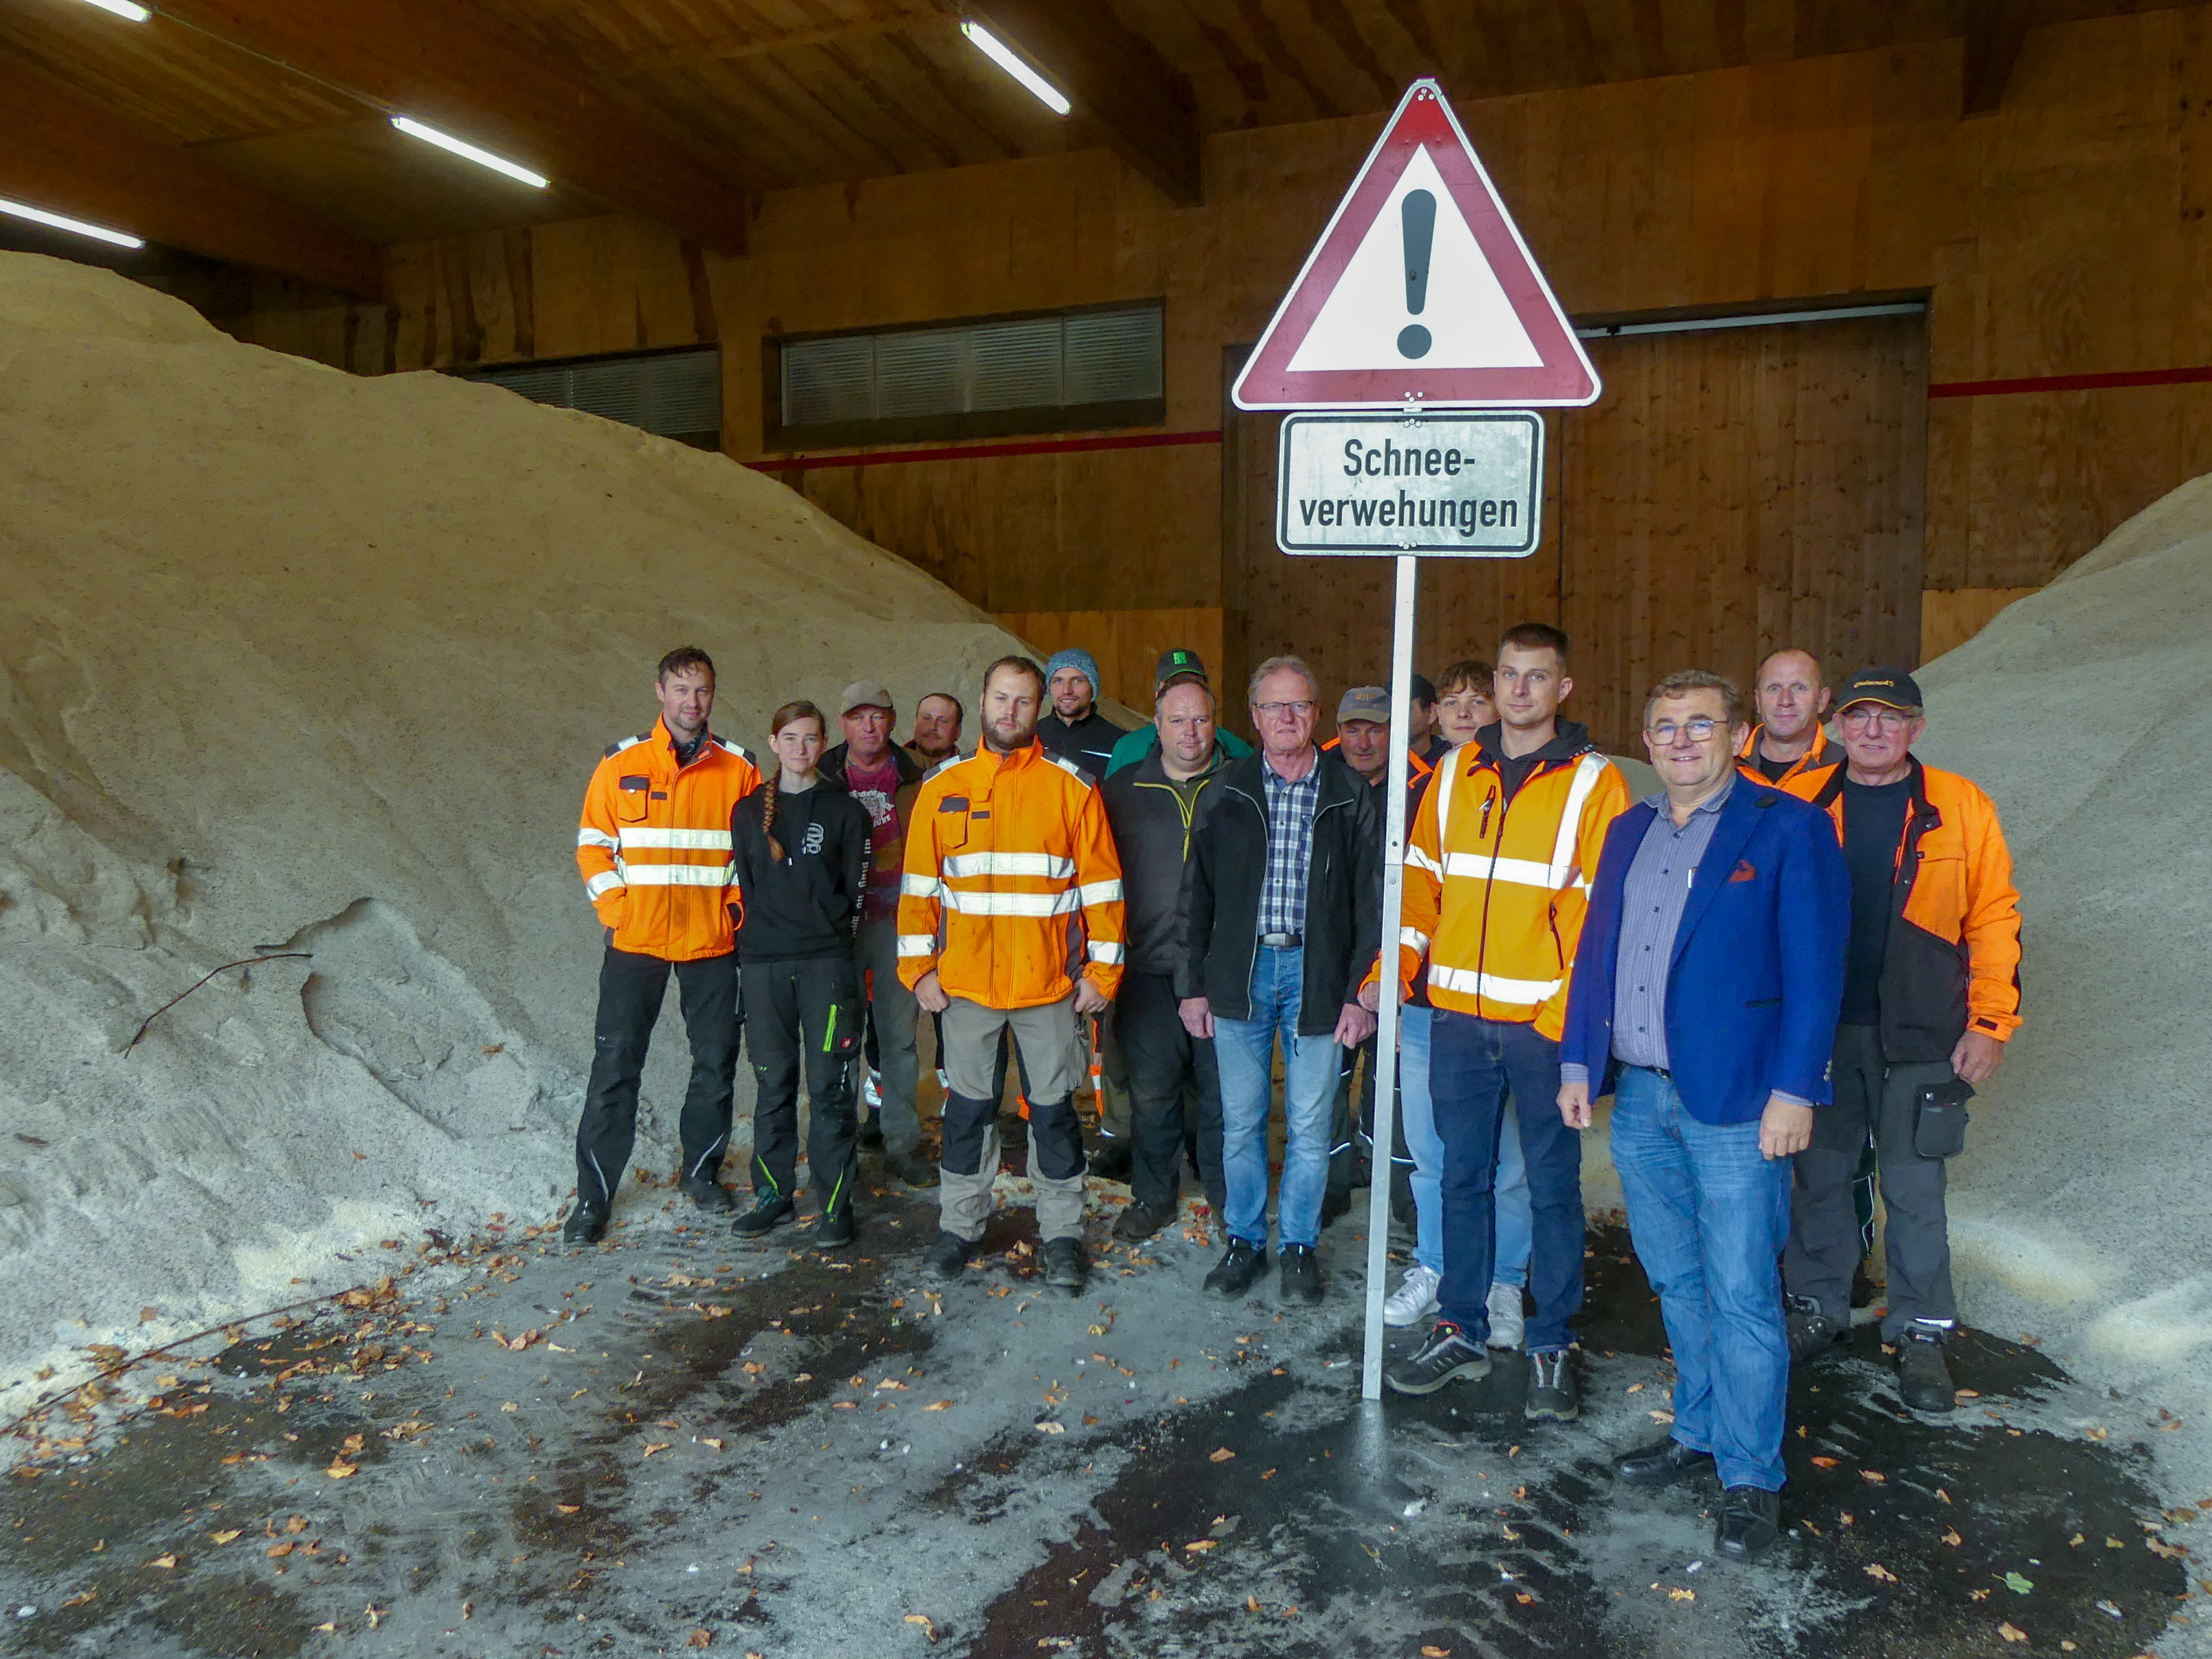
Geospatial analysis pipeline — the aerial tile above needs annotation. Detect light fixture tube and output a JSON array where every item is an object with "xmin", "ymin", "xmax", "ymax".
[
  {"xmin": 0, "ymin": 196, "xmax": 143, "ymax": 248},
  {"xmin": 78, "ymin": 0, "xmax": 153, "ymax": 20},
  {"xmin": 959, "ymin": 20, "xmax": 1071, "ymax": 115},
  {"xmin": 391, "ymin": 117, "xmax": 549, "ymax": 189}
]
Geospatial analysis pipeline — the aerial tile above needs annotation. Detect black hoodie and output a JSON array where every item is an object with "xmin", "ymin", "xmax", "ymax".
[
  {"xmin": 729, "ymin": 780, "xmax": 874, "ymax": 964},
  {"xmin": 1476, "ymin": 718, "xmax": 1600, "ymax": 802}
]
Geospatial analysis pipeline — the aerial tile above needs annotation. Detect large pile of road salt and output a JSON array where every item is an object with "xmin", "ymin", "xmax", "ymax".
[
  {"xmin": 1918, "ymin": 474, "xmax": 2212, "ymax": 1494},
  {"xmin": 0, "ymin": 254, "xmax": 1023, "ymax": 1412}
]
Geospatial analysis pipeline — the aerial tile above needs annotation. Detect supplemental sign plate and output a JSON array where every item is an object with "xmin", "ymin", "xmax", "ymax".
[{"xmin": 1275, "ymin": 411, "xmax": 1542, "ymax": 556}]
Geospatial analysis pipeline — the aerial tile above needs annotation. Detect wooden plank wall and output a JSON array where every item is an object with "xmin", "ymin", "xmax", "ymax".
[
  {"xmin": 992, "ymin": 607, "xmax": 1225, "ymax": 713},
  {"xmin": 1920, "ymin": 587, "xmax": 2040, "ymax": 662}
]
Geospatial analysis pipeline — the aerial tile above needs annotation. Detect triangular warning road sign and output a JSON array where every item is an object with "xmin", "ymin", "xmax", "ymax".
[{"xmin": 1233, "ymin": 80, "xmax": 1599, "ymax": 411}]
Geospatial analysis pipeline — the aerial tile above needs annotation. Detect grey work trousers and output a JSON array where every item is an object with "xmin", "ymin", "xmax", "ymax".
[
  {"xmin": 854, "ymin": 914, "xmax": 921, "ymax": 1155},
  {"xmin": 1783, "ymin": 1022, "xmax": 1959, "ymax": 1343},
  {"xmin": 937, "ymin": 994, "xmax": 1087, "ymax": 1243}
]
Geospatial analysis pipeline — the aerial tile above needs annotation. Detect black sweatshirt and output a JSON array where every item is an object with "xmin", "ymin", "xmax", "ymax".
[{"xmin": 729, "ymin": 780, "xmax": 873, "ymax": 964}]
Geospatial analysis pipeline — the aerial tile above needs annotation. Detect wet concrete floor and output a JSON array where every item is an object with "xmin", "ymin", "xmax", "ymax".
[{"xmin": 3, "ymin": 1172, "xmax": 2203, "ymax": 1658}]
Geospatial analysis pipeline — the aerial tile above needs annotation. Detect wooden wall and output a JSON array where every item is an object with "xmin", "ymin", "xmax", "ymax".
[{"xmin": 239, "ymin": 7, "xmax": 2212, "ymax": 673}]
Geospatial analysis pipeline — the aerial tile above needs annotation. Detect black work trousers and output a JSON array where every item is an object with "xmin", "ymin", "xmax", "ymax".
[
  {"xmin": 575, "ymin": 945, "xmax": 741, "ymax": 1210},
  {"xmin": 745, "ymin": 956, "xmax": 865, "ymax": 1214},
  {"xmin": 1115, "ymin": 969, "xmax": 1225, "ymax": 1215},
  {"xmin": 1327, "ymin": 1036, "xmax": 1415, "ymax": 1222},
  {"xmin": 1784, "ymin": 1022, "xmax": 1959, "ymax": 1343}
]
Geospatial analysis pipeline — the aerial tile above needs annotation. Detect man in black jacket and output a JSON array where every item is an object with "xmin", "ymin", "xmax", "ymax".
[
  {"xmin": 1181, "ymin": 656, "xmax": 1381, "ymax": 1305},
  {"xmin": 1037, "ymin": 648, "xmax": 1127, "ymax": 777},
  {"xmin": 1101, "ymin": 675, "xmax": 1232, "ymax": 1240}
]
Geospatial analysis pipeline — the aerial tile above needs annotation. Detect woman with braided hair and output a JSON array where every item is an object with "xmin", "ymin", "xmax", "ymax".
[{"xmin": 728, "ymin": 701, "xmax": 875, "ymax": 1246}]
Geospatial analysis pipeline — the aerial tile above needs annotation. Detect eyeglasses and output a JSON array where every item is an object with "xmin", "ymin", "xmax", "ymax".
[
  {"xmin": 1839, "ymin": 706, "xmax": 1915, "ymax": 731},
  {"xmin": 1645, "ymin": 717, "xmax": 1722, "ymax": 743},
  {"xmin": 1254, "ymin": 700, "xmax": 1316, "ymax": 718}
]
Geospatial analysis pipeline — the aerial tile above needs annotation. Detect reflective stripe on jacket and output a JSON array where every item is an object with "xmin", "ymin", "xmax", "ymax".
[
  {"xmin": 1784, "ymin": 758, "xmax": 2023, "ymax": 1058},
  {"xmin": 1375, "ymin": 732, "xmax": 1629, "ymax": 1037},
  {"xmin": 1735, "ymin": 724, "xmax": 1843, "ymax": 788},
  {"xmin": 576, "ymin": 717, "xmax": 760, "ymax": 962},
  {"xmin": 896, "ymin": 740, "xmax": 1125, "ymax": 1009}
]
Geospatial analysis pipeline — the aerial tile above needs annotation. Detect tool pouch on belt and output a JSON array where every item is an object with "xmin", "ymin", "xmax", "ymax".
[
  {"xmin": 824, "ymin": 975, "xmax": 866, "ymax": 1066},
  {"xmin": 1912, "ymin": 1077, "xmax": 1973, "ymax": 1159}
]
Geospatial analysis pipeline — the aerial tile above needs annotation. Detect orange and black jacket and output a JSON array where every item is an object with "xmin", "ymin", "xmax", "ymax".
[
  {"xmin": 1735, "ymin": 724, "xmax": 1843, "ymax": 789},
  {"xmin": 576, "ymin": 717, "xmax": 760, "ymax": 961},
  {"xmin": 1785, "ymin": 758, "xmax": 2022, "ymax": 1062}
]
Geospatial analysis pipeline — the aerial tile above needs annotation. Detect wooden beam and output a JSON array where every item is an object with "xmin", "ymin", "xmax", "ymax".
[
  {"xmin": 964, "ymin": 1, "xmax": 1202, "ymax": 205},
  {"xmin": 150, "ymin": 0, "xmax": 753, "ymax": 252},
  {"xmin": 1961, "ymin": 0, "xmax": 2036, "ymax": 118},
  {"xmin": 622, "ymin": 4, "xmax": 942, "ymax": 74},
  {"xmin": 0, "ymin": 63, "xmax": 382, "ymax": 296}
]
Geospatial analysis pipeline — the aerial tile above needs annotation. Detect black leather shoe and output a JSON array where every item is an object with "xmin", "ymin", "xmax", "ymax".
[
  {"xmin": 680, "ymin": 1177, "xmax": 736, "ymax": 1213},
  {"xmin": 857, "ymin": 1111, "xmax": 885, "ymax": 1152},
  {"xmin": 1087, "ymin": 1142, "xmax": 1133, "ymax": 1182},
  {"xmin": 1715, "ymin": 1485, "xmax": 1781, "ymax": 1562},
  {"xmin": 1113, "ymin": 1200, "xmax": 1173, "ymax": 1242},
  {"xmin": 925, "ymin": 1230, "xmax": 979, "ymax": 1281},
  {"xmin": 1278, "ymin": 1244, "xmax": 1323, "ymax": 1305},
  {"xmin": 813, "ymin": 1208, "xmax": 855, "ymax": 1249},
  {"xmin": 1897, "ymin": 1329, "xmax": 1957, "ymax": 1413},
  {"xmin": 561, "ymin": 1203, "xmax": 607, "ymax": 1245},
  {"xmin": 1203, "ymin": 1239, "xmax": 1268, "ymax": 1299},
  {"xmin": 1786, "ymin": 1293, "xmax": 1846, "ymax": 1363},
  {"xmin": 1613, "ymin": 1436, "xmax": 1717, "ymax": 1487},
  {"xmin": 731, "ymin": 1195, "xmax": 795, "ymax": 1239},
  {"xmin": 1525, "ymin": 1348, "xmax": 1579, "ymax": 1422},
  {"xmin": 1044, "ymin": 1237, "xmax": 1087, "ymax": 1295}
]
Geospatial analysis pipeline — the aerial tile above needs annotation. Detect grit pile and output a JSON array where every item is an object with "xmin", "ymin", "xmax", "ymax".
[
  {"xmin": 1917, "ymin": 472, "xmax": 2212, "ymax": 1511},
  {"xmin": 0, "ymin": 253, "xmax": 1026, "ymax": 1418}
]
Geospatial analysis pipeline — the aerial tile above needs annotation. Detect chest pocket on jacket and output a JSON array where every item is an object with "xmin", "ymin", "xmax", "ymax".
[
  {"xmin": 616, "ymin": 775, "xmax": 651, "ymax": 823},
  {"xmin": 937, "ymin": 795, "xmax": 971, "ymax": 854}
]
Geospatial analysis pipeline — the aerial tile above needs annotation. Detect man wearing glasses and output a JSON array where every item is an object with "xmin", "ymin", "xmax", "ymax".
[
  {"xmin": 1558, "ymin": 670, "xmax": 1849, "ymax": 1562},
  {"xmin": 1780, "ymin": 669, "xmax": 2022, "ymax": 1412}
]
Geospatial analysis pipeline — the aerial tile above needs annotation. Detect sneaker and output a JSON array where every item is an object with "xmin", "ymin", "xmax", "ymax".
[
  {"xmin": 814, "ymin": 1208, "xmax": 855, "ymax": 1249},
  {"xmin": 863, "ymin": 1070, "xmax": 883, "ymax": 1110},
  {"xmin": 1525, "ymin": 1348, "xmax": 1579, "ymax": 1421},
  {"xmin": 1044, "ymin": 1237, "xmax": 1087, "ymax": 1296},
  {"xmin": 1278, "ymin": 1244, "xmax": 1323, "ymax": 1305},
  {"xmin": 679, "ymin": 1176, "xmax": 735, "ymax": 1213},
  {"xmin": 1786, "ymin": 1293, "xmax": 1846, "ymax": 1363},
  {"xmin": 1113, "ymin": 1199, "xmax": 1173, "ymax": 1243},
  {"xmin": 561, "ymin": 1203, "xmax": 607, "ymax": 1245},
  {"xmin": 731, "ymin": 1195, "xmax": 795, "ymax": 1239},
  {"xmin": 925, "ymin": 1230, "xmax": 978, "ymax": 1281},
  {"xmin": 1485, "ymin": 1281, "xmax": 1526, "ymax": 1350},
  {"xmin": 935, "ymin": 1067, "xmax": 951, "ymax": 1092},
  {"xmin": 1897, "ymin": 1327, "xmax": 1956, "ymax": 1412},
  {"xmin": 857, "ymin": 1110, "xmax": 885, "ymax": 1152},
  {"xmin": 1087, "ymin": 1141, "xmax": 1133, "ymax": 1182},
  {"xmin": 1384, "ymin": 1321, "xmax": 1491, "ymax": 1395},
  {"xmin": 1203, "ymin": 1239, "xmax": 1268, "ymax": 1300},
  {"xmin": 1383, "ymin": 1264, "xmax": 1442, "ymax": 1328}
]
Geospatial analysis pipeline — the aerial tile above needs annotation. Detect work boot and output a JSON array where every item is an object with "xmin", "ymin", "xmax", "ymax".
[
  {"xmin": 926, "ymin": 1230, "xmax": 979, "ymax": 1281},
  {"xmin": 680, "ymin": 1176, "xmax": 735, "ymax": 1213},
  {"xmin": 863, "ymin": 1069, "xmax": 884, "ymax": 1111},
  {"xmin": 857, "ymin": 1110, "xmax": 885, "ymax": 1152},
  {"xmin": 1486, "ymin": 1281, "xmax": 1527, "ymax": 1350},
  {"xmin": 1786, "ymin": 1294, "xmax": 1846, "ymax": 1364},
  {"xmin": 1203, "ymin": 1239, "xmax": 1268, "ymax": 1300},
  {"xmin": 731, "ymin": 1195, "xmax": 795, "ymax": 1239},
  {"xmin": 1525, "ymin": 1348, "xmax": 1579, "ymax": 1422},
  {"xmin": 1715, "ymin": 1486, "xmax": 1782, "ymax": 1562},
  {"xmin": 1087, "ymin": 1141, "xmax": 1133, "ymax": 1183},
  {"xmin": 1613, "ymin": 1436, "xmax": 1715, "ymax": 1487},
  {"xmin": 814, "ymin": 1207, "xmax": 856, "ymax": 1250},
  {"xmin": 1384, "ymin": 1321, "xmax": 1490, "ymax": 1395},
  {"xmin": 1043, "ymin": 1237, "xmax": 1087, "ymax": 1296},
  {"xmin": 561, "ymin": 1203, "xmax": 608, "ymax": 1245},
  {"xmin": 1113, "ymin": 1199, "xmax": 1173, "ymax": 1243},
  {"xmin": 1897, "ymin": 1328, "xmax": 1957, "ymax": 1412},
  {"xmin": 1278, "ymin": 1244, "xmax": 1323, "ymax": 1306}
]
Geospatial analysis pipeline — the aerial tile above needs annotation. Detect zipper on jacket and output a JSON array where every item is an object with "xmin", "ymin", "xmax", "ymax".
[{"xmin": 1466, "ymin": 753, "xmax": 1575, "ymax": 1019}]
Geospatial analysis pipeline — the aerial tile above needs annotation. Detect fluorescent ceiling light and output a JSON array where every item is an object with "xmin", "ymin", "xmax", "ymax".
[
  {"xmin": 391, "ymin": 117, "xmax": 549, "ymax": 189},
  {"xmin": 0, "ymin": 195, "xmax": 143, "ymax": 248},
  {"xmin": 78, "ymin": 0, "xmax": 152, "ymax": 19},
  {"xmin": 960, "ymin": 20, "xmax": 1071, "ymax": 115}
]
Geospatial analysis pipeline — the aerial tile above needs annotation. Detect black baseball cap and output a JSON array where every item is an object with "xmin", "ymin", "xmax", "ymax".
[
  {"xmin": 1155, "ymin": 648, "xmax": 1208, "ymax": 686},
  {"xmin": 1833, "ymin": 667, "xmax": 1923, "ymax": 711}
]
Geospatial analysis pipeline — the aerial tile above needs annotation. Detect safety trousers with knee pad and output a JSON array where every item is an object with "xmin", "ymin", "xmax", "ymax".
[
  {"xmin": 744, "ymin": 955, "xmax": 863, "ymax": 1212},
  {"xmin": 938, "ymin": 1092, "xmax": 999, "ymax": 1177},
  {"xmin": 573, "ymin": 945, "xmax": 741, "ymax": 1211}
]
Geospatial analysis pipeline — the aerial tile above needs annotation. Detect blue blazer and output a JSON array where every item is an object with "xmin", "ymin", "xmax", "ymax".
[{"xmin": 1561, "ymin": 780, "xmax": 1850, "ymax": 1124}]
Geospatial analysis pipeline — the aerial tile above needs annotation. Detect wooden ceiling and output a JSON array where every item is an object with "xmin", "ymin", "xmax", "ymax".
[{"xmin": 0, "ymin": 0, "xmax": 2192, "ymax": 295}]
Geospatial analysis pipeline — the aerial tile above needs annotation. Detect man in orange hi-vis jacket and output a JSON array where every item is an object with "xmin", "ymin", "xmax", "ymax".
[
  {"xmin": 899, "ymin": 655, "xmax": 1125, "ymax": 1298},
  {"xmin": 567, "ymin": 646, "xmax": 760, "ymax": 1244}
]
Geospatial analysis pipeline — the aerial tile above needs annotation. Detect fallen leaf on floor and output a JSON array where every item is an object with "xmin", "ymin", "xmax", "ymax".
[
  {"xmin": 325, "ymin": 1460, "xmax": 357, "ymax": 1480},
  {"xmin": 147, "ymin": 1554, "xmax": 176, "ymax": 1570},
  {"xmin": 1865, "ymin": 1564, "xmax": 1898, "ymax": 1583},
  {"xmin": 2004, "ymin": 1571, "xmax": 2034, "ymax": 1594},
  {"xmin": 556, "ymin": 1504, "xmax": 581, "ymax": 1515},
  {"xmin": 703, "ymin": 1438, "xmax": 726, "ymax": 1451},
  {"xmin": 60, "ymin": 1591, "xmax": 95, "ymax": 1609},
  {"xmin": 925, "ymin": 1401, "xmax": 953, "ymax": 1411},
  {"xmin": 1944, "ymin": 1530, "xmax": 1964, "ymax": 1547},
  {"xmin": 1811, "ymin": 1457, "xmax": 1839, "ymax": 1469},
  {"xmin": 1209, "ymin": 1447, "xmax": 1235, "ymax": 1463},
  {"xmin": 1035, "ymin": 1421, "xmax": 1065, "ymax": 1434},
  {"xmin": 266, "ymin": 1542, "xmax": 294, "ymax": 1558},
  {"xmin": 904, "ymin": 1613, "xmax": 937, "ymax": 1641},
  {"xmin": 1185, "ymin": 1539, "xmax": 1216, "ymax": 1552},
  {"xmin": 351, "ymin": 1151, "xmax": 367, "ymax": 1161},
  {"xmin": 687, "ymin": 1632, "xmax": 712, "ymax": 1648},
  {"xmin": 1860, "ymin": 1470, "xmax": 1887, "ymax": 1483},
  {"xmin": 210, "ymin": 1530, "xmax": 242, "ymax": 1545},
  {"xmin": 1998, "ymin": 1623, "xmax": 2028, "ymax": 1643},
  {"xmin": 1246, "ymin": 1596, "xmax": 1262, "ymax": 1613},
  {"xmin": 366, "ymin": 1605, "xmax": 387, "ymax": 1629},
  {"xmin": 1667, "ymin": 1588, "xmax": 1695, "ymax": 1602}
]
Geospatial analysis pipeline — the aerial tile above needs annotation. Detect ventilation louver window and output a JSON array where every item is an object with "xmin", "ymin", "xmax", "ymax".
[
  {"xmin": 456, "ymin": 346, "xmax": 722, "ymax": 450},
  {"xmin": 773, "ymin": 302, "xmax": 1164, "ymax": 447}
]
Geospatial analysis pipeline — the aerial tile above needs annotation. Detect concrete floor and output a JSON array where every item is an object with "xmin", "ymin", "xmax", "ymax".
[{"xmin": 2, "ymin": 1169, "xmax": 2199, "ymax": 1658}]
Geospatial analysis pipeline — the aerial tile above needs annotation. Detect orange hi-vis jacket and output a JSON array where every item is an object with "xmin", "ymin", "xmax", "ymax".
[
  {"xmin": 896, "ymin": 739, "xmax": 1126, "ymax": 1010},
  {"xmin": 576, "ymin": 717, "xmax": 760, "ymax": 962},
  {"xmin": 1735, "ymin": 723, "xmax": 1842, "ymax": 788},
  {"xmin": 1785, "ymin": 758, "xmax": 2023, "ymax": 1060},
  {"xmin": 1371, "ymin": 729, "xmax": 1630, "ymax": 1039}
]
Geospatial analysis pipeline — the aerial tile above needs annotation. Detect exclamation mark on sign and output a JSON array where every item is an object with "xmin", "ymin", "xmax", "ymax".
[{"xmin": 1397, "ymin": 189, "xmax": 1436, "ymax": 359}]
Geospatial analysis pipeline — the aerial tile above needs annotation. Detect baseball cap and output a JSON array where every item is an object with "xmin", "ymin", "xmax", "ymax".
[
  {"xmin": 839, "ymin": 679, "xmax": 894, "ymax": 715},
  {"xmin": 1155, "ymin": 647, "xmax": 1208, "ymax": 686},
  {"xmin": 1833, "ymin": 667, "xmax": 1923, "ymax": 711},
  {"xmin": 1337, "ymin": 686, "xmax": 1391, "ymax": 724}
]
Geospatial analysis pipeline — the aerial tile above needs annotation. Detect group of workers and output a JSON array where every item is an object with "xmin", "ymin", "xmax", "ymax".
[{"xmin": 566, "ymin": 627, "xmax": 2021, "ymax": 1563}]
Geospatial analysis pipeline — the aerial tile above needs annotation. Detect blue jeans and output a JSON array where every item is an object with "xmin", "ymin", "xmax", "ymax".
[
  {"xmin": 1399, "ymin": 1006, "xmax": 1443, "ymax": 1275},
  {"xmin": 1610, "ymin": 1066, "xmax": 1793, "ymax": 1492},
  {"xmin": 1214, "ymin": 947, "xmax": 1342, "ymax": 1250},
  {"xmin": 1494, "ymin": 1098, "xmax": 1531, "ymax": 1289},
  {"xmin": 1429, "ymin": 1012, "xmax": 1584, "ymax": 1349}
]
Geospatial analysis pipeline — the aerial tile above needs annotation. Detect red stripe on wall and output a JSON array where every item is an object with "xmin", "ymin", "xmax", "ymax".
[
  {"xmin": 744, "ymin": 428, "xmax": 1224, "ymax": 472},
  {"xmin": 1928, "ymin": 364, "xmax": 2212, "ymax": 399}
]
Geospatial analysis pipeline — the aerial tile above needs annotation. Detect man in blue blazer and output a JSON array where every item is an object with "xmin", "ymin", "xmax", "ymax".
[{"xmin": 1557, "ymin": 670, "xmax": 1848, "ymax": 1563}]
